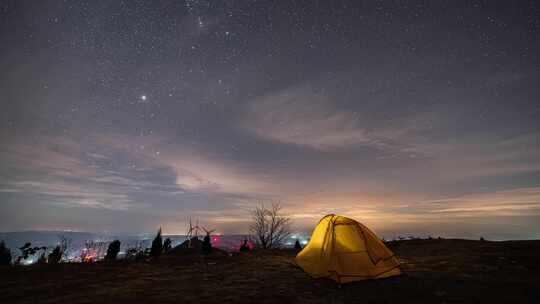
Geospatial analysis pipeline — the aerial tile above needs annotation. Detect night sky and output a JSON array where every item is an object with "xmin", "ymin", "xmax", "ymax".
[{"xmin": 1, "ymin": 0, "xmax": 539, "ymax": 239}]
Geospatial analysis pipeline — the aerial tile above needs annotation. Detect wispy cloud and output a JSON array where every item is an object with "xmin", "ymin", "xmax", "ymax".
[
  {"xmin": 0, "ymin": 132, "xmax": 275, "ymax": 218},
  {"xmin": 95, "ymin": 133, "xmax": 274, "ymax": 196},
  {"xmin": 0, "ymin": 135, "xmax": 180, "ymax": 210},
  {"xmin": 241, "ymin": 85, "xmax": 396, "ymax": 151},
  {"xmin": 241, "ymin": 82, "xmax": 540, "ymax": 190},
  {"xmin": 425, "ymin": 187, "xmax": 540, "ymax": 216}
]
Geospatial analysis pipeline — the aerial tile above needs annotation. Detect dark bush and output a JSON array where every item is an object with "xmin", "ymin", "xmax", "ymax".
[
  {"xmin": 105, "ymin": 240, "xmax": 121, "ymax": 261},
  {"xmin": 48, "ymin": 245, "xmax": 63, "ymax": 264},
  {"xmin": 150, "ymin": 228, "xmax": 163, "ymax": 258},
  {"xmin": 0, "ymin": 241, "xmax": 12, "ymax": 266},
  {"xmin": 294, "ymin": 239, "xmax": 302, "ymax": 250}
]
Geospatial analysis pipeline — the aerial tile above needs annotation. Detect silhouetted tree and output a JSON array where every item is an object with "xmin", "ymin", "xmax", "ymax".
[
  {"xmin": 294, "ymin": 239, "xmax": 302, "ymax": 250},
  {"xmin": 150, "ymin": 228, "xmax": 163, "ymax": 258},
  {"xmin": 0, "ymin": 241, "xmax": 12, "ymax": 266},
  {"xmin": 250, "ymin": 202, "xmax": 291, "ymax": 249},
  {"xmin": 163, "ymin": 238, "xmax": 172, "ymax": 253},
  {"xmin": 105, "ymin": 240, "xmax": 121, "ymax": 261},
  {"xmin": 48, "ymin": 245, "xmax": 62, "ymax": 264}
]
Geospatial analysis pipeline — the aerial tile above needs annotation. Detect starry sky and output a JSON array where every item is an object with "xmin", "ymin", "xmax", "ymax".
[{"xmin": 1, "ymin": 0, "xmax": 539, "ymax": 239}]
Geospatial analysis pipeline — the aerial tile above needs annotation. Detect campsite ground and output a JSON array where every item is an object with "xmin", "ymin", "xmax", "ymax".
[{"xmin": 1, "ymin": 239, "xmax": 539, "ymax": 303}]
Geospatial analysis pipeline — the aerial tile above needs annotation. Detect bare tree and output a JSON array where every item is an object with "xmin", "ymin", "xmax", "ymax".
[{"xmin": 250, "ymin": 202, "xmax": 291, "ymax": 249}]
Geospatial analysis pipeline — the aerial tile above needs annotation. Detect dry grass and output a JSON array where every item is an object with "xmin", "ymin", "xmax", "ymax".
[{"xmin": 1, "ymin": 239, "xmax": 539, "ymax": 303}]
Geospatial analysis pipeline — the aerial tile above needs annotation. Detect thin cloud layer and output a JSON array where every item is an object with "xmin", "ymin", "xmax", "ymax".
[{"xmin": 242, "ymin": 85, "xmax": 390, "ymax": 151}]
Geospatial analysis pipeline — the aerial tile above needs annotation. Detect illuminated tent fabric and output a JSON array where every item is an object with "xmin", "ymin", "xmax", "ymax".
[{"xmin": 296, "ymin": 214, "xmax": 401, "ymax": 283}]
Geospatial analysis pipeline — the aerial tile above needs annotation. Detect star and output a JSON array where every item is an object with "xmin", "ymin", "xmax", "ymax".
[{"xmin": 140, "ymin": 95, "xmax": 147, "ymax": 101}]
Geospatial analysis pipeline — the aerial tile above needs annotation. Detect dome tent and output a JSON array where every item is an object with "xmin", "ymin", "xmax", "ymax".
[{"xmin": 296, "ymin": 214, "xmax": 401, "ymax": 283}]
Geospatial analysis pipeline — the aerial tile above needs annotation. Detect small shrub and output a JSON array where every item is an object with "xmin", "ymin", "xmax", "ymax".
[
  {"xmin": 48, "ymin": 245, "xmax": 63, "ymax": 264},
  {"xmin": 0, "ymin": 241, "xmax": 12, "ymax": 266},
  {"xmin": 294, "ymin": 240, "xmax": 302, "ymax": 250},
  {"xmin": 150, "ymin": 228, "xmax": 163, "ymax": 258},
  {"xmin": 105, "ymin": 240, "xmax": 121, "ymax": 261}
]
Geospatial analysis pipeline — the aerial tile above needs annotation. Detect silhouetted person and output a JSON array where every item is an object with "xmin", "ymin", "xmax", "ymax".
[
  {"xmin": 48, "ymin": 245, "xmax": 63, "ymax": 264},
  {"xmin": 202, "ymin": 235, "xmax": 212, "ymax": 255},
  {"xmin": 0, "ymin": 241, "xmax": 12, "ymax": 266},
  {"xmin": 105, "ymin": 240, "xmax": 121, "ymax": 261},
  {"xmin": 239, "ymin": 239, "xmax": 250, "ymax": 252},
  {"xmin": 163, "ymin": 238, "xmax": 172, "ymax": 253}
]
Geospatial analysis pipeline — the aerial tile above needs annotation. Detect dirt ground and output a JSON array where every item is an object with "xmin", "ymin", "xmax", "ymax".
[{"xmin": 1, "ymin": 239, "xmax": 539, "ymax": 303}]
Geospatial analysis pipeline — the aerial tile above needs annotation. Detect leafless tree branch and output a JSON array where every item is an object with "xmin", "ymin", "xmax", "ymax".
[{"xmin": 250, "ymin": 202, "xmax": 291, "ymax": 249}]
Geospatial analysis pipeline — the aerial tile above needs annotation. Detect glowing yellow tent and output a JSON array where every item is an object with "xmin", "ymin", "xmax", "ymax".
[{"xmin": 296, "ymin": 214, "xmax": 401, "ymax": 283}]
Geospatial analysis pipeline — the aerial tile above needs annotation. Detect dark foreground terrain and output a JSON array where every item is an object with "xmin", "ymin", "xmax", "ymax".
[{"xmin": 1, "ymin": 239, "xmax": 539, "ymax": 303}]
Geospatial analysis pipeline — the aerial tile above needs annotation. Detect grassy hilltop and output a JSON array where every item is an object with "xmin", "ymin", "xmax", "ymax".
[{"xmin": 1, "ymin": 239, "xmax": 539, "ymax": 303}]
